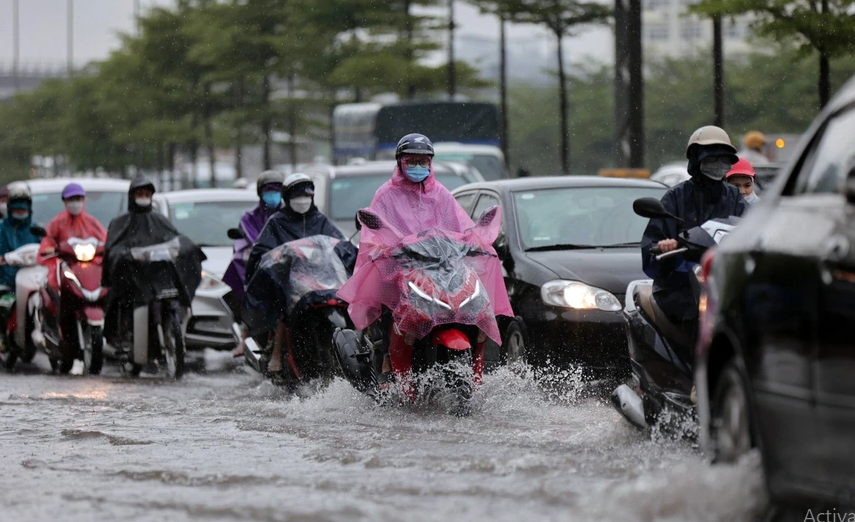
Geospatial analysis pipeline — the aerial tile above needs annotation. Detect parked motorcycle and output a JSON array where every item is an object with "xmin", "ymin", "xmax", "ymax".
[
  {"xmin": 611, "ymin": 197, "xmax": 739, "ymax": 431},
  {"xmin": 0, "ymin": 241, "xmax": 47, "ymax": 371},
  {"xmin": 40, "ymin": 236, "xmax": 108, "ymax": 375},
  {"xmin": 109, "ymin": 237, "xmax": 191, "ymax": 379},
  {"xmin": 241, "ymin": 234, "xmax": 356, "ymax": 387},
  {"xmin": 333, "ymin": 207, "xmax": 501, "ymax": 416}
]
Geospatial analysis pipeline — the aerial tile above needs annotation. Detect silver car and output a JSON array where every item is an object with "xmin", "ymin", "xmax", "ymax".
[
  {"xmin": 153, "ymin": 189, "xmax": 258, "ymax": 350},
  {"xmin": 29, "ymin": 177, "xmax": 130, "ymax": 225}
]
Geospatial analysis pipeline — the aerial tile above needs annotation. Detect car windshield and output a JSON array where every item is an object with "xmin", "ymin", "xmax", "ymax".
[
  {"xmin": 514, "ymin": 186, "xmax": 666, "ymax": 250},
  {"xmin": 31, "ymin": 190, "xmax": 126, "ymax": 228},
  {"xmin": 329, "ymin": 172, "xmax": 466, "ymax": 221},
  {"xmin": 168, "ymin": 200, "xmax": 254, "ymax": 247},
  {"xmin": 434, "ymin": 153, "xmax": 506, "ymax": 181}
]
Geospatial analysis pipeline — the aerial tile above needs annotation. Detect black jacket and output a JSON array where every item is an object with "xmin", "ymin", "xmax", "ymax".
[
  {"xmin": 641, "ymin": 175, "xmax": 747, "ymax": 322},
  {"xmin": 245, "ymin": 204, "xmax": 344, "ymax": 282}
]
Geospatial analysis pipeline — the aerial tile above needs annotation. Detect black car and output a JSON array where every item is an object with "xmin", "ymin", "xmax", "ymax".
[
  {"xmin": 696, "ymin": 76, "xmax": 855, "ymax": 511},
  {"xmin": 452, "ymin": 177, "xmax": 666, "ymax": 374}
]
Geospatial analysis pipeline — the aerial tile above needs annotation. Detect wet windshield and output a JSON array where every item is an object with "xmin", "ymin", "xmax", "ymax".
[
  {"xmin": 31, "ymin": 191, "xmax": 125, "ymax": 228},
  {"xmin": 168, "ymin": 200, "xmax": 254, "ymax": 247},
  {"xmin": 514, "ymin": 186, "xmax": 666, "ymax": 250},
  {"xmin": 329, "ymin": 173, "xmax": 467, "ymax": 221}
]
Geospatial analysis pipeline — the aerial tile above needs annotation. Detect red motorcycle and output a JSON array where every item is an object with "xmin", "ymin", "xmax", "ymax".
[
  {"xmin": 334, "ymin": 207, "xmax": 500, "ymax": 416},
  {"xmin": 40, "ymin": 237, "xmax": 107, "ymax": 375}
]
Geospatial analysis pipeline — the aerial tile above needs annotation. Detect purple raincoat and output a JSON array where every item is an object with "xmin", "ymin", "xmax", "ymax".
[{"xmin": 223, "ymin": 201, "xmax": 281, "ymax": 302}]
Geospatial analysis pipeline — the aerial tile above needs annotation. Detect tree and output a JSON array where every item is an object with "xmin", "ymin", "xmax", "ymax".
[
  {"xmin": 691, "ymin": 0, "xmax": 855, "ymax": 108},
  {"xmin": 505, "ymin": 0, "xmax": 611, "ymax": 174}
]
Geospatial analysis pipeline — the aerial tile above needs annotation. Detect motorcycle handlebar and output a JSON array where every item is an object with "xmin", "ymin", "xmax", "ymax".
[{"xmin": 654, "ymin": 247, "xmax": 689, "ymax": 262}]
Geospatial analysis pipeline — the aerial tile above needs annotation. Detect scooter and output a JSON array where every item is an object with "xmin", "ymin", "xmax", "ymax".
[
  {"xmin": 110, "ymin": 237, "xmax": 189, "ymax": 379},
  {"xmin": 611, "ymin": 198, "xmax": 738, "ymax": 431},
  {"xmin": 40, "ymin": 237, "xmax": 108, "ymax": 375},
  {"xmin": 240, "ymin": 234, "xmax": 355, "ymax": 387},
  {"xmin": 333, "ymin": 207, "xmax": 499, "ymax": 416},
  {"xmin": 0, "ymin": 242, "xmax": 47, "ymax": 371}
]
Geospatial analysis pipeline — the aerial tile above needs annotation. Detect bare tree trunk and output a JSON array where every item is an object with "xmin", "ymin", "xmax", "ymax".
[
  {"xmin": 233, "ymin": 79, "xmax": 244, "ymax": 185},
  {"xmin": 628, "ymin": 0, "xmax": 644, "ymax": 168},
  {"xmin": 203, "ymin": 82, "xmax": 216, "ymax": 188},
  {"xmin": 556, "ymin": 33, "xmax": 570, "ymax": 175},
  {"xmin": 447, "ymin": 0, "xmax": 456, "ymax": 99},
  {"xmin": 262, "ymin": 74, "xmax": 272, "ymax": 170},
  {"xmin": 288, "ymin": 72, "xmax": 298, "ymax": 169},
  {"xmin": 712, "ymin": 15, "xmax": 725, "ymax": 127},
  {"xmin": 168, "ymin": 142, "xmax": 176, "ymax": 190},
  {"xmin": 404, "ymin": 0, "xmax": 416, "ymax": 99},
  {"xmin": 819, "ymin": 0, "xmax": 830, "ymax": 109},
  {"xmin": 499, "ymin": 16, "xmax": 510, "ymax": 167}
]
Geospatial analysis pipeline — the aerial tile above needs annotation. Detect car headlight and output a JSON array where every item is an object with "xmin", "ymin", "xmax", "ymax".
[
  {"xmin": 540, "ymin": 280, "xmax": 622, "ymax": 311},
  {"xmin": 198, "ymin": 272, "xmax": 228, "ymax": 291}
]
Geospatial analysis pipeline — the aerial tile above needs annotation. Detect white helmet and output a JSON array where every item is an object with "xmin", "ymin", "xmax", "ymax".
[{"xmin": 283, "ymin": 173, "xmax": 315, "ymax": 199}]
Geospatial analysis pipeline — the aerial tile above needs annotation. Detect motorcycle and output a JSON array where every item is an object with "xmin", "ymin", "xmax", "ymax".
[
  {"xmin": 39, "ymin": 236, "xmax": 108, "ymax": 375},
  {"xmin": 0, "ymin": 241, "xmax": 47, "ymax": 371},
  {"xmin": 611, "ymin": 197, "xmax": 738, "ymax": 431},
  {"xmin": 109, "ymin": 237, "xmax": 191, "ymax": 379},
  {"xmin": 240, "ymin": 234, "xmax": 356, "ymax": 387},
  {"xmin": 333, "ymin": 207, "xmax": 501, "ymax": 416}
]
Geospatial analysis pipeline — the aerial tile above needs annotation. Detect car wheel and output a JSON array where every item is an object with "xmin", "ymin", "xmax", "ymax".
[
  {"xmin": 711, "ymin": 359, "xmax": 753, "ymax": 463},
  {"xmin": 500, "ymin": 320, "xmax": 526, "ymax": 366}
]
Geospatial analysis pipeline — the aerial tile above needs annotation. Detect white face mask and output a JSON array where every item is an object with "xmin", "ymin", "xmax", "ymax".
[
  {"xmin": 744, "ymin": 192, "xmax": 758, "ymax": 204},
  {"xmin": 700, "ymin": 163, "xmax": 730, "ymax": 181},
  {"xmin": 290, "ymin": 196, "xmax": 312, "ymax": 214},
  {"xmin": 66, "ymin": 201, "xmax": 84, "ymax": 216},
  {"xmin": 0, "ymin": 203, "xmax": 7, "ymax": 216},
  {"xmin": 135, "ymin": 198, "xmax": 152, "ymax": 208}
]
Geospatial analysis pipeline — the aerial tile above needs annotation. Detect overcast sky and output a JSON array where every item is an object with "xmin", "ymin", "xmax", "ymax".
[{"xmin": 0, "ymin": 0, "xmax": 612, "ymax": 68}]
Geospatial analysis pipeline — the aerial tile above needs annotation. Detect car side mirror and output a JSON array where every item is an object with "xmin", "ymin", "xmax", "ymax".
[
  {"xmin": 845, "ymin": 177, "xmax": 855, "ymax": 205},
  {"xmin": 633, "ymin": 197, "xmax": 683, "ymax": 223},
  {"xmin": 357, "ymin": 209, "xmax": 383, "ymax": 230},
  {"xmin": 227, "ymin": 228, "xmax": 246, "ymax": 240},
  {"xmin": 30, "ymin": 225, "xmax": 47, "ymax": 238}
]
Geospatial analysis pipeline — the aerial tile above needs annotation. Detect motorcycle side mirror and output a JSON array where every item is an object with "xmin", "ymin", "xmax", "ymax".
[
  {"xmin": 354, "ymin": 213, "xmax": 362, "ymax": 232},
  {"xmin": 477, "ymin": 206, "xmax": 499, "ymax": 227},
  {"xmin": 227, "ymin": 228, "xmax": 246, "ymax": 240},
  {"xmin": 30, "ymin": 225, "xmax": 47, "ymax": 238},
  {"xmin": 357, "ymin": 209, "xmax": 383, "ymax": 230},
  {"xmin": 845, "ymin": 177, "xmax": 855, "ymax": 205},
  {"xmin": 633, "ymin": 197, "xmax": 683, "ymax": 223}
]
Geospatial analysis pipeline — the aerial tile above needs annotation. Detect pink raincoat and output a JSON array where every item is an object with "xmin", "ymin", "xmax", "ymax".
[{"xmin": 337, "ymin": 164, "xmax": 513, "ymax": 343}]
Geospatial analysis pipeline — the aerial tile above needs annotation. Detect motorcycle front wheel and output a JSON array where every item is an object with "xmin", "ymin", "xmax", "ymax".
[
  {"xmin": 82, "ymin": 323, "xmax": 104, "ymax": 376},
  {"xmin": 162, "ymin": 309, "xmax": 185, "ymax": 379}
]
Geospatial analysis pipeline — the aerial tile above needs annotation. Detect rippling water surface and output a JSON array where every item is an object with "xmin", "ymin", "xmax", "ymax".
[{"xmin": 0, "ymin": 352, "xmax": 766, "ymax": 522}]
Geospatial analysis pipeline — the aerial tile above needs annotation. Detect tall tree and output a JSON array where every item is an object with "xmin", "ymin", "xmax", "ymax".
[
  {"xmin": 691, "ymin": 0, "xmax": 855, "ymax": 108},
  {"xmin": 506, "ymin": 0, "xmax": 611, "ymax": 174}
]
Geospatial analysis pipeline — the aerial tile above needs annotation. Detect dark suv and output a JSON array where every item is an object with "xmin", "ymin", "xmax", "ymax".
[{"xmin": 696, "ymin": 75, "xmax": 855, "ymax": 512}]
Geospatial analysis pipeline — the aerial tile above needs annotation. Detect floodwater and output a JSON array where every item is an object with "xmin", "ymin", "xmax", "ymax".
[{"xmin": 0, "ymin": 352, "xmax": 767, "ymax": 522}]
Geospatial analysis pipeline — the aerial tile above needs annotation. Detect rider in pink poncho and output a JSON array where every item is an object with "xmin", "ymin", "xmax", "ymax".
[{"xmin": 338, "ymin": 133, "xmax": 512, "ymax": 379}]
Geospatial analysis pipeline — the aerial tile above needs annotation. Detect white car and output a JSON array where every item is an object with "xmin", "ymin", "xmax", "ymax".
[
  {"xmin": 153, "ymin": 189, "xmax": 258, "ymax": 350},
  {"xmin": 28, "ymin": 177, "xmax": 130, "ymax": 227},
  {"xmin": 649, "ymin": 162, "xmax": 690, "ymax": 187}
]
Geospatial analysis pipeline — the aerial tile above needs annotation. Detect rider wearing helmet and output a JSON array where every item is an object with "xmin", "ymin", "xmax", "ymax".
[
  {"xmin": 738, "ymin": 130, "xmax": 769, "ymax": 165},
  {"xmin": 0, "ymin": 182, "xmax": 40, "ymax": 288},
  {"xmin": 641, "ymin": 126, "xmax": 747, "ymax": 340},
  {"xmin": 245, "ymin": 172, "xmax": 345, "ymax": 373},
  {"xmin": 38, "ymin": 183, "xmax": 108, "ymax": 297},
  {"xmin": 224, "ymin": 170, "xmax": 284, "ymax": 356},
  {"xmin": 726, "ymin": 157, "xmax": 759, "ymax": 205},
  {"xmin": 0, "ymin": 185, "xmax": 10, "ymax": 220}
]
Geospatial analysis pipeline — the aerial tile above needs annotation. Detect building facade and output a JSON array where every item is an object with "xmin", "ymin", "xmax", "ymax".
[{"xmin": 642, "ymin": 0, "xmax": 754, "ymax": 58}]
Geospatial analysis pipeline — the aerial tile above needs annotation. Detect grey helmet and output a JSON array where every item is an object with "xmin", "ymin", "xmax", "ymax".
[{"xmin": 256, "ymin": 170, "xmax": 284, "ymax": 196}]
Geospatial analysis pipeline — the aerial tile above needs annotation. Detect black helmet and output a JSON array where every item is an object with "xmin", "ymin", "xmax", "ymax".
[
  {"xmin": 395, "ymin": 133, "xmax": 434, "ymax": 159},
  {"xmin": 256, "ymin": 170, "xmax": 284, "ymax": 196}
]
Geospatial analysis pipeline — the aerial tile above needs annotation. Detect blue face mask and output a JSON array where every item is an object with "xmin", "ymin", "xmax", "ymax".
[
  {"xmin": 261, "ymin": 191, "xmax": 281, "ymax": 207},
  {"xmin": 404, "ymin": 165, "xmax": 431, "ymax": 183}
]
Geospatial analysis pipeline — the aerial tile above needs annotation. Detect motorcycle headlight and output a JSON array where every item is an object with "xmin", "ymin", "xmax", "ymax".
[
  {"xmin": 73, "ymin": 243, "xmax": 96, "ymax": 262},
  {"xmin": 541, "ymin": 280, "xmax": 621, "ymax": 312},
  {"xmin": 407, "ymin": 281, "xmax": 452, "ymax": 310},
  {"xmin": 459, "ymin": 280, "xmax": 482, "ymax": 309}
]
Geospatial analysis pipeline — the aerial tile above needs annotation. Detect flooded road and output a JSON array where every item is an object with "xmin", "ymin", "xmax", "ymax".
[{"xmin": 0, "ymin": 352, "xmax": 766, "ymax": 522}]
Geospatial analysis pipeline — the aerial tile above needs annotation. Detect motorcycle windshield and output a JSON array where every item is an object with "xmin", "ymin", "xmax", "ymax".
[
  {"xmin": 243, "ymin": 235, "xmax": 353, "ymax": 333},
  {"xmin": 339, "ymin": 216, "xmax": 512, "ymax": 344},
  {"xmin": 129, "ymin": 237, "xmax": 182, "ymax": 263}
]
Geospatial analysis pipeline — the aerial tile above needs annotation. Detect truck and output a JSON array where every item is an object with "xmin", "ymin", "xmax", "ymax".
[{"xmin": 332, "ymin": 101, "xmax": 508, "ymax": 180}]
